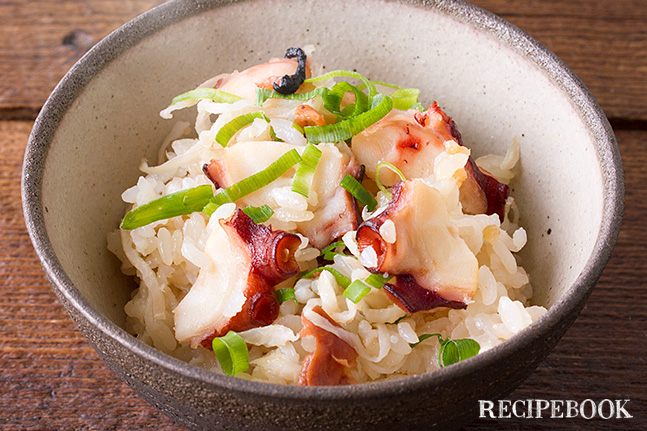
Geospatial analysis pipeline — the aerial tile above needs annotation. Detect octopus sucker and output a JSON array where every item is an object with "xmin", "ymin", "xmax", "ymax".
[
  {"xmin": 225, "ymin": 206, "xmax": 301, "ymax": 285},
  {"xmin": 173, "ymin": 209, "xmax": 300, "ymax": 348}
]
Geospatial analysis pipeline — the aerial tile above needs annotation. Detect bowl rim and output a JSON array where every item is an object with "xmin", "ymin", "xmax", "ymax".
[{"xmin": 22, "ymin": 0, "xmax": 624, "ymax": 400}]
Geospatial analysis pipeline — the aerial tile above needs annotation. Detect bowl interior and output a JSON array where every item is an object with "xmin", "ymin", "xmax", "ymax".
[{"xmin": 37, "ymin": 0, "xmax": 605, "ymax": 337}]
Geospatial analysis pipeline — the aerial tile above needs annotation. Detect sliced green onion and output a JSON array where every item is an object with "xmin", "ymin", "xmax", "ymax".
[
  {"xmin": 291, "ymin": 122, "xmax": 305, "ymax": 134},
  {"xmin": 304, "ymin": 94, "xmax": 392, "ymax": 144},
  {"xmin": 203, "ymin": 149, "xmax": 302, "ymax": 216},
  {"xmin": 340, "ymin": 174, "xmax": 377, "ymax": 212},
  {"xmin": 440, "ymin": 339, "xmax": 480, "ymax": 367},
  {"xmin": 365, "ymin": 273, "xmax": 393, "ymax": 289},
  {"xmin": 375, "ymin": 161, "xmax": 407, "ymax": 197},
  {"xmin": 121, "ymin": 185, "xmax": 213, "ymax": 230},
  {"xmin": 320, "ymin": 241, "xmax": 346, "ymax": 261},
  {"xmin": 304, "ymin": 70, "xmax": 377, "ymax": 98},
  {"xmin": 357, "ymin": 81, "xmax": 420, "ymax": 111},
  {"xmin": 276, "ymin": 288, "xmax": 296, "ymax": 304},
  {"xmin": 323, "ymin": 81, "xmax": 369, "ymax": 120},
  {"xmin": 390, "ymin": 87, "xmax": 421, "ymax": 111},
  {"xmin": 170, "ymin": 88, "xmax": 242, "ymax": 106},
  {"xmin": 362, "ymin": 80, "xmax": 401, "ymax": 90},
  {"xmin": 343, "ymin": 280, "xmax": 372, "ymax": 303},
  {"xmin": 242, "ymin": 205, "xmax": 274, "ymax": 223},
  {"xmin": 291, "ymin": 143, "xmax": 322, "ymax": 197},
  {"xmin": 299, "ymin": 266, "xmax": 351, "ymax": 289},
  {"xmin": 212, "ymin": 330, "xmax": 249, "ymax": 377},
  {"xmin": 215, "ymin": 111, "xmax": 269, "ymax": 147},
  {"xmin": 255, "ymin": 87, "xmax": 329, "ymax": 106},
  {"xmin": 409, "ymin": 333, "xmax": 480, "ymax": 367}
]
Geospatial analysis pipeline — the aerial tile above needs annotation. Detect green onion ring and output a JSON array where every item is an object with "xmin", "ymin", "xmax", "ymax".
[
  {"xmin": 203, "ymin": 149, "xmax": 302, "ymax": 216},
  {"xmin": 304, "ymin": 94, "xmax": 392, "ymax": 144},
  {"xmin": 291, "ymin": 143, "xmax": 322, "ymax": 197},
  {"xmin": 276, "ymin": 288, "xmax": 296, "ymax": 304},
  {"xmin": 169, "ymin": 87, "xmax": 242, "ymax": 106},
  {"xmin": 365, "ymin": 273, "xmax": 393, "ymax": 289},
  {"xmin": 215, "ymin": 111, "xmax": 270, "ymax": 147},
  {"xmin": 299, "ymin": 266, "xmax": 351, "ymax": 289},
  {"xmin": 304, "ymin": 70, "xmax": 377, "ymax": 98},
  {"xmin": 323, "ymin": 81, "xmax": 369, "ymax": 119},
  {"xmin": 255, "ymin": 87, "xmax": 329, "ymax": 106},
  {"xmin": 343, "ymin": 280, "xmax": 372, "ymax": 303},
  {"xmin": 242, "ymin": 205, "xmax": 274, "ymax": 223},
  {"xmin": 120, "ymin": 184, "xmax": 213, "ymax": 230},
  {"xmin": 375, "ymin": 161, "xmax": 407, "ymax": 197},
  {"xmin": 339, "ymin": 174, "xmax": 377, "ymax": 212},
  {"xmin": 212, "ymin": 331, "xmax": 249, "ymax": 376}
]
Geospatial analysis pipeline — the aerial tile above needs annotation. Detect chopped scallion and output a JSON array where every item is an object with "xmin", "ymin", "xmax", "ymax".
[
  {"xmin": 299, "ymin": 266, "xmax": 351, "ymax": 289},
  {"xmin": 291, "ymin": 122, "xmax": 305, "ymax": 134},
  {"xmin": 340, "ymin": 174, "xmax": 377, "ymax": 212},
  {"xmin": 276, "ymin": 288, "xmax": 296, "ymax": 304},
  {"xmin": 365, "ymin": 273, "xmax": 393, "ymax": 289},
  {"xmin": 304, "ymin": 94, "xmax": 392, "ymax": 144},
  {"xmin": 304, "ymin": 70, "xmax": 377, "ymax": 98},
  {"xmin": 120, "ymin": 185, "xmax": 213, "ymax": 230},
  {"xmin": 323, "ymin": 81, "xmax": 369, "ymax": 120},
  {"xmin": 291, "ymin": 143, "xmax": 322, "ymax": 197},
  {"xmin": 343, "ymin": 280, "xmax": 372, "ymax": 303},
  {"xmin": 357, "ymin": 81, "xmax": 420, "ymax": 111},
  {"xmin": 242, "ymin": 205, "xmax": 274, "ymax": 223},
  {"xmin": 375, "ymin": 161, "xmax": 407, "ymax": 197},
  {"xmin": 212, "ymin": 331, "xmax": 249, "ymax": 377},
  {"xmin": 215, "ymin": 111, "xmax": 269, "ymax": 147},
  {"xmin": 255, "ymin": 87, "xmax": 329, "ymax": 106},
  {"xmin": 390, "ymin": 87, "xmax": 421, "ymax": 111},
  {"xmin": 409, "ymin": 333, "xmax": 480, "ymax": 367},
  {"xmin": 203, "ymin": 149, "xmax": 302, "ymax": 216},
  {"xmin": 170, "ymin": 88, "xmax": 242, "ymax": 106},
  {"xmin": 320, "ymin": 241, "xmax": 346, "ymax": 261}
]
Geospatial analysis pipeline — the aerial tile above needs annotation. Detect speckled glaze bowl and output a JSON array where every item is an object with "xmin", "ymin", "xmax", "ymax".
[{"xmin": 22, "ymin": 0, "xmax": 623, "ymax": 429}]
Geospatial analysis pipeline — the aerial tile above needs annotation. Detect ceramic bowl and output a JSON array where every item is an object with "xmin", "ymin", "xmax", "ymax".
[{"xmin": 22, "ymin": 0, "xmax": 623, "ymax": 429}]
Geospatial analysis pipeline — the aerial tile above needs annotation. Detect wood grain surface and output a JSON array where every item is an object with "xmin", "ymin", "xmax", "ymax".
[{"xmin": 1, "ymin": 0, "xmax": 645, "ymax": 430}]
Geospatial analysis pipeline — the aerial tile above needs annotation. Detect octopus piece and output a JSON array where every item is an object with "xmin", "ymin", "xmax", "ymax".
[
  {"xmin": 351, "ymin": 102, "xmax": 509, "ymax": 220},
  {"xmin": 199, "ymin": 58, "xmax": 313, "ymax": 100},
  {"xmin": 173, "ymin": 209, "xmax": 300, "ymax": 348},
  {"xmin": 298, "ymin": 305, "xmax": 358, "ymax": 386},
  {"xmin": 203, "ymin": 141, "xmax": 361, "ymax": 249},
  {"xmin": 296, "ymin": 143, "xmax": 362, "ymax": 249},
  {"xmin": 356, "ymin": 179, "xmax": 478, "ymax": 313}
]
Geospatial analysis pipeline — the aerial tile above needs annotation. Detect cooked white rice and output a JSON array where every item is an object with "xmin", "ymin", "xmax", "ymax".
[{"xmin": 108, "ymin": 58, "xmax": 546, "ymax": 384}]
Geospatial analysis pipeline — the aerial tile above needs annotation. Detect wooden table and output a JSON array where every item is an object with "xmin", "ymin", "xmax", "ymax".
[{"xmin": 1, "ymin": 1, "xmax": 645, "ymax": 429}]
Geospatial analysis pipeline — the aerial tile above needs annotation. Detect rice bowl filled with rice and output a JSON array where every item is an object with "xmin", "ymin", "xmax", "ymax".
[{"xmin": 108, "ymin": 47, "xmax": 547, "ymax": 386}]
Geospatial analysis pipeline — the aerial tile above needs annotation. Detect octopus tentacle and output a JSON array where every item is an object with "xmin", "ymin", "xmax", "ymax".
[
  {"xmin": 298, "ymin": 305, "xmax": 358, "ymax": 386},
  {"xmin": 174, "ymin": 209, "xmax": 300, "ymax": 348},
  {"xmin": 356, "ymin": 180, "xmax": 478, "ymax": 314}
]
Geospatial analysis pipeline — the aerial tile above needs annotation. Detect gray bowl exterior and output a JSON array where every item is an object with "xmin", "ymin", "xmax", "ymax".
[{"xmin": 22, "ymin": 0, "xmax": 623, "ymax": 430}]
